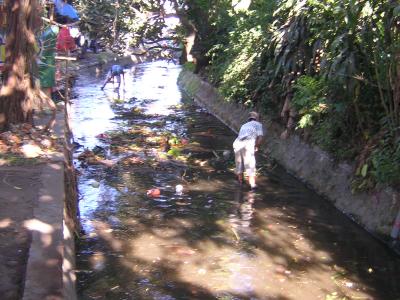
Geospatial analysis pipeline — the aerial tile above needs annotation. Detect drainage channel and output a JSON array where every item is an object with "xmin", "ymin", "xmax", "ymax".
[{"xmin": 71, "ymin": 61, "xmax": 400, "ymax": 300}]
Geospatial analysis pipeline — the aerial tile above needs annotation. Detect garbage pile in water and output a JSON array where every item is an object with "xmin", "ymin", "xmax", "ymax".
[
  {"xmin": 76, "ymin": 125, "xmax": 232, "ymax": 170},
  {"xmin": 75, "ymin": 123, "xmax": 235, "ymax": 198}
]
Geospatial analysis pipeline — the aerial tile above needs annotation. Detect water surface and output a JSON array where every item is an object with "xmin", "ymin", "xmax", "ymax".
[{"xmin": 73, "ymin": 61, "xmax": 400, "ymax": 300}]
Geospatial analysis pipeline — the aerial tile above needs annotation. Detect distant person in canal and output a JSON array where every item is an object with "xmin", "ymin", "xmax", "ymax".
[
  {"xmin": 233, "ymin": 111, "xmax": 263, "ymax": 190},
  {"xmin": 101, "ymin": 64, "xmax": 125, "ymax": 90}
]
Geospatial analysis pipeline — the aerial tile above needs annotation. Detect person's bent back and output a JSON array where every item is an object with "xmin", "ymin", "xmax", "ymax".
[{"xmin": 101, "ymin": 64, "xmax": 125, "ymax": 90}]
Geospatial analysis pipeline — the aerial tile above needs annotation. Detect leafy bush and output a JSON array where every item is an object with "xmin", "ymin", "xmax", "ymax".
[
  {"xmin": 371, "ymin": 147, "xmax": 400, "ymax": 186},
  {"xmin": 352, "ymin": 129, "xmax": 400, "ymax": 192},
  {"xmin": 205, "ymin": 1, "xmax": 275, "ymax": 104},
  {"xmin": 370, "ymin": 132, "xmax": 400, "ymax": 186},
  {"xmin": 291, "ymin": 76, "xmax": 328, "ymax": 129}
]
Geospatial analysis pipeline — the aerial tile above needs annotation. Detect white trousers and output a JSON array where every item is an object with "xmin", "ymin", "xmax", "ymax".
[{"xmin": 234, "ymin": 143, "xmax": 256, "ymax": 176}]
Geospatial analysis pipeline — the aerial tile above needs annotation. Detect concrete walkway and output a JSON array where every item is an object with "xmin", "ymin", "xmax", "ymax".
[
  {"xmin": 23, "ymin": 110, "xmax": 76, "ymax": 300},
  {"xmin": 0, "ymin": 109, "xmax": 76, "ymax": 300}
]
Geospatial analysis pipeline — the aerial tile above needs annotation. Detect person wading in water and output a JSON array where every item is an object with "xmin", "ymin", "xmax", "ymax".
[
  {"xmin": 101, "ymin": 64, "xmax": 125, "ymax": 90},
  {"xmin": 233, "ymin": 111, "xmax": 264, "ymax": 190}
]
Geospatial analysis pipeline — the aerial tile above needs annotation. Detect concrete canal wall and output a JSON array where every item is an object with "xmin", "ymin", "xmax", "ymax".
[{"xmin": 178, "ymin": 70, "xmax": 400, "ymax": 239}]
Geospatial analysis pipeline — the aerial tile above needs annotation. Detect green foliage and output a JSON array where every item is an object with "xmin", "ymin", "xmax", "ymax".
[
  {"xmin": 216, "ymin": 26, "xmax": 264, "ymax": 103},
  {"xmin": 167, "ymin": 147, "xmax": 181, "ymax": 158},
  {"xmin": 183, "ymin": 62, "xmax": 195, "ymax": 72},
  {"xmin": 77, "ymin": 0, "xmax": 178, "ymax": 53},
  {"xmin": 353, "ymin": 129, "xmax": 400, "ymax": 192},
  {"xmin": 181, "ymin": 0, "xmax": 400, "ymax": 189},
  {"xmin": 292, "ymin": 76, "xmax": 327, "ymax": 129},
  {"xmin": 311, "ymin": 115, "xmax": 355, "ymax": 160},
  {"xmin": 370, "ymin": 144, "xmax": 400, "ymax": 186},
  {"xmin": 205, "ymin": 1, "xmax": 276, "ymax": 104},
  {"xmin": 77, "ymin": 0, "xmax": 123, "ymax": 44}
]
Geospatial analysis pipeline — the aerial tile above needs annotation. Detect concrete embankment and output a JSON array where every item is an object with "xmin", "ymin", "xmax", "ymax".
[
  {"xmin": 178, "ymin": 69, "xmax": 400, "ymax": 240},
  {"xmin": 19, "ymin": 109, "xmax": 77, "ymax": 300}
]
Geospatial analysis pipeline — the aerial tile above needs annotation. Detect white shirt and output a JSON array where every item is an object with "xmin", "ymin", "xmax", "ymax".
[{"xmin": 233, "ymin": 120, "xmax": 263, "ymax": 151}]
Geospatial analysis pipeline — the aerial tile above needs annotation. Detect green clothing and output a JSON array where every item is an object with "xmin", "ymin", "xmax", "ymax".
[{"xmin": 39, "ymin": 26, "xmax": 59, "ymax": 88}]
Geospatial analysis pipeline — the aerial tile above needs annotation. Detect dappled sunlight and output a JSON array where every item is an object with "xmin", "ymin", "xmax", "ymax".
[
  {"xmin": 0, "ymin": 218, "xmax": 13, "ymax": 228},
  {"xmin": 90, "ymin": 220, "xmax": 123, "ymax": 252},
  {"xmin": 39, "ymin": 194, "xmax": 57, "ymax": 203},
  {"xmin": 23, "ymin": 218, "xmax": 54, "ymax": 234},
  {"xmin": 188, "ymin": 178, "xmax": 228, "ymax": 193},
  {"xmin": 0, "ymin": 165, "xmax": 63, "ymax": 299},
  {"xmin": 24, "ymin": 219, "xmax": 54, "ymax": 248},
  {"xmin": 63, "ymin": 220, "xmax": 76, "ymax": 291},
  {"xmin": 88, "ymin": 251, "xmax": 107, "ymax": 271},
  {"xmin": 20, "ymin": 143, "xmax": 44, "ymax": 158},
  {"xmin": 48, "ymin": 162, "xmax": 62, "ymax": 170}
]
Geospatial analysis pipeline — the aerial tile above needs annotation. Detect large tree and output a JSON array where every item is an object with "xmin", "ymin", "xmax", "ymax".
[{"xmin": 0, "ymin": 0, "xmax": 41, "ymax": 131}]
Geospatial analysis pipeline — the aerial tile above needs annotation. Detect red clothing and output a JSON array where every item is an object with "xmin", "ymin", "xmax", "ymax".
[{"xmin": 56, "ymin": 27, "xmax": 76, "ymax": 52}]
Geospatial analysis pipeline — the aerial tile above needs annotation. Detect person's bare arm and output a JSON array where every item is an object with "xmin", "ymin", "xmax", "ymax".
[{"xmin": 101, "ymin": 73, "xmax": 112, "ymax": 90}]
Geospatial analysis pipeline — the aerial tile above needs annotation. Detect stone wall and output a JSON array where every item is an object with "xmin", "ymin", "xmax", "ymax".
[{"xmin": 178, "ymin": 70, "xmax": 400, "ymax": 238}]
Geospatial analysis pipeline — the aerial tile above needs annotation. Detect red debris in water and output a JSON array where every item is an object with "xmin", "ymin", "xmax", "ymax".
[
  {"xmin": 96, "ymin": 133, "xmax": 110, "ymax": 140},
  {"xmin": 146, "ymin": 188, "xmax": 161, "ymax": 197}
]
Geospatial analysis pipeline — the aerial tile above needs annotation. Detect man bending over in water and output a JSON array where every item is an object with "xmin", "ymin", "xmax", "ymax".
[
  {"xmin": 101, "ymin": 64, "xmax": 125, "ymax": 90},
  {"xmin": 233, "ymin": 111, "xmax": 263, "ymax": 190}
]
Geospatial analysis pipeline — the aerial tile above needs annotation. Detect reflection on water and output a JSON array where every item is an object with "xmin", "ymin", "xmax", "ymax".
[
  {"xmin": 229, "ymin": 190, "xmax": 255, "ymax": 240},
  {"xmin": 73, "ymin": 61, "xmax": 400, "ymax": 300}
]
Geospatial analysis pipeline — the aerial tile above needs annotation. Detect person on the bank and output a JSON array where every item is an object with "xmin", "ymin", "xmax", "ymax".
[
  {"xmin": 233, "ymin": 111, "xmax": 263, "ymax": 189},
  {"xmin": 54, "ymin": 0, "xmax": 80, "ymax": 24},
  {"xmin": 101, "ymin": 64, "xmax": 125, "ymax": 90}
]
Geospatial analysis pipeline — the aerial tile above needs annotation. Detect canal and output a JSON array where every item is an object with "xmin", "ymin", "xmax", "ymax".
[{"xmin": 72, "ymin": 61, "xmax": 400, "ymax": 300}]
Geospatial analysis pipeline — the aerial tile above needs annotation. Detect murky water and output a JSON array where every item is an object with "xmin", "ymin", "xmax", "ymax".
[{"xmin": 73, "ymin": 61, "xmax": 400, "ymax": 300}]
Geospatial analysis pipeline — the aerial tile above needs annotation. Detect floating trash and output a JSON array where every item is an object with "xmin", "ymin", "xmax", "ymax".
[
  {"xmin": 175, "ymin": 184, "xmax": 184, "ymax": 195},
  {"xmin": 91, "ymin": 180, "xmax": 100, "ymax": 188},
  {"xmin": 147, "ymin": 188, "xmax": 161, "ymax": 197}
]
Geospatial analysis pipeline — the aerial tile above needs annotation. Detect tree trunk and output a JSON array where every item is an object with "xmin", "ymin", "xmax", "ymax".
[
  {"xmin": 112, "ymin": 0, "xmax": 119, "ymax": 46},
  {"xmin": 0, "ymin": 0, "xmax": 39, "ymax": 131},
  {"xmin": 170, "ymin": 0, "xmax": 196, "ymax": 64}
]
